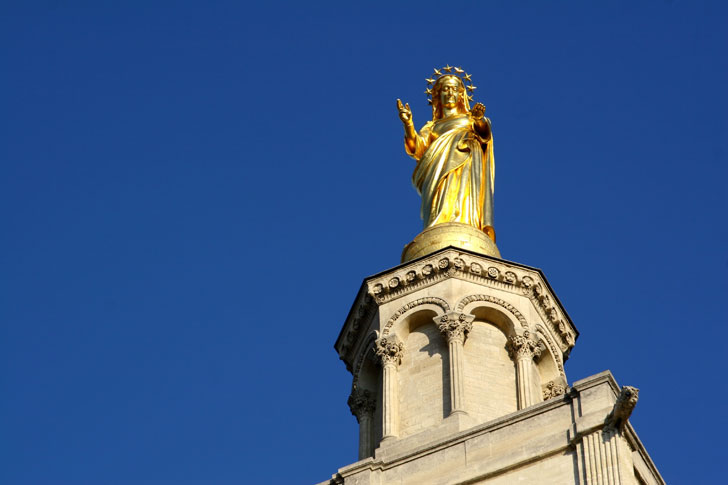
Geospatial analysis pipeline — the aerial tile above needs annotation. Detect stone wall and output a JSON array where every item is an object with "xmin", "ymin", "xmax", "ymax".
[
  {"xmin": 464, "ymin": 321, "xmax": 517, "ymax": 424},
  {"xmin": 398, "ymin": 321, "xmax": 448, "ymax": 437},
  {"xmin": 320, "ymin": 372, "xmax": 664, "ymax": 485}
]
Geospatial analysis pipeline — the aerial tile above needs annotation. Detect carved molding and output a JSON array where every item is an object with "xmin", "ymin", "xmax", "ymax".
[
  {"xmin": 535, "ymin": 324, "xmax": 565, "ymax": 376},
  {"xmin": 435, "ymin": 312, "xmax": 475, "ymax": 343},
  {"xmin": 381, "ymin": 297, "xmax": 450, "ymax": 336},
  {"xmin": 374, "ymin": 336, "xmax": 404, "ymax": 366},
  {"xmin": 340, "ymin": 297, "xmax": 376, "ymax": 359},
  {"xmin": 507, "ymin": 330, "xmax": 542, "ymax": 361},
  {"xmin": 340, "ymin": 249, "xmax": 577, "ymax": 376},
  {"xmin": 351, "ymin": 334, "xmax": 377, "ymax": 390},
  {"xmin": 364, "ymin": 249, "xmax": 576, "ymax": 353},
  {"xmin": 348, "ymin": 389, "xmax": 376, "ymax": 422},
  {"xmin": 455, "ymin": 294, "xmax": 528, "ymax": 329},
  {"xmin": 604, "ymin": 386, "xmax": 639, "ymax": 433},
  {"xmin": 367, "ymin": 252, "xmax": 528, "ymax": 305},
  {"xmin": 529, "ymin": 283, "xmax": 575, "ymax": 352}
]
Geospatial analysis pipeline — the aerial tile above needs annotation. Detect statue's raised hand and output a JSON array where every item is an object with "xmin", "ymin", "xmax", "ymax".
[
  {"xmin": 397, "ymin": 99, "xmax": 412, "ymax": 123},
  {"xmin": 471, "ymin": 102, "xmax": 486, "ymax": 119}
]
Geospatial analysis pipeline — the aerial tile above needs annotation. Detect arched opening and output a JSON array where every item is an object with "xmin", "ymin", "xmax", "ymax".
[
  {"xmin": 535, "ymin": 333, "xmax": 566, "ymax": 401},
  {"xmin": 461, "ymin": 305, "xmax": 519, "ymax": 423},
  {"xmin": 397, "ymin": 309, "xmax": 449, "ymax": 438}
]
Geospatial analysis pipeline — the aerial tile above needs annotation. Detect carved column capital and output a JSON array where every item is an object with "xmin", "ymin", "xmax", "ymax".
[
  {"xmin": 348, "ymin": 389, "xmax": 376, "ymax": 422},
  {"xmin": 435, "ymin": 312, "xmax": 475, "ymax": 343},
  {"xmin": 374, "ymin": 336, "xmax": 404, "ymax": 366},
  {"xmin": 507, "ymin": 330, "xmax": 542, "ymax": 361}
]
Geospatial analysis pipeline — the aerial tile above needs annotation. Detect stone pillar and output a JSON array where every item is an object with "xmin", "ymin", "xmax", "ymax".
[
  {"xmin": 347, "ymin": 389, "xmax": 376, "ymax": 459},
  {"xmin": 435, "ymin": 311, "xmax": 475, "ymax": 416},
  {"xmin": 571, "ymin": 385, "xmax": 640, "ymax": 485},
  {"xmin": 374, "ymin": 336, "xmax": 404, "ymax": 441},
  {"xmin": 507, "ymin": 330, "xmax": 541, "ymax": 409},
  {"xmin": 580, "ymin": 428, "xmax": 627, "ymax": 485}
]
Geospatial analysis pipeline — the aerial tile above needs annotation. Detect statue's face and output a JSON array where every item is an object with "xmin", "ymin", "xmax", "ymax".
[{"xmin": 439, "ymin": 77, "xmax": 462, "ymax": 109}]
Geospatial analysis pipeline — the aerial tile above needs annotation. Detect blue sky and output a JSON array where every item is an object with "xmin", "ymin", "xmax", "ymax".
[{"xmin": 2, "ymin": 1, "xmax": 726, "ymax": 483}]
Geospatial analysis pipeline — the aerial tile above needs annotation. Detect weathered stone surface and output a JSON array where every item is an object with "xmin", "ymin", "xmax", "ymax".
[
  {"xmin": 334, "ymin": 247, "xmax": 577, "ymax": 459},
  {"xmin": 318, "ymin": 372, "xmax": 663, "ymax": 485},
  {"xmin": 324, "ymin": 247, "xmax": 662, "ymax": 484}
]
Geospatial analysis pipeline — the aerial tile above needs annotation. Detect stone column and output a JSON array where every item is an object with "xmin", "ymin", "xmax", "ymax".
[
  {"xmin": 374, "ymin": 336, "xmax": 404, "ymax": 440},
  {"xmin": 435, "ymin": 311, "xmax": 475, "ymax": 416},
  {"xmin": 507, "ymin": 330, "xmax": 541, "ymax": 409},
  {"xmin": 347, "ymin": 389, "xmax": 376, "ymax": 459}
]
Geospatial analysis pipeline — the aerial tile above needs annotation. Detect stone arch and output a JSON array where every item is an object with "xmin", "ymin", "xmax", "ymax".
[
  {"xmin": 351, "ymin": 332, "xmax": 377, "ymax": 391},
  {"xmin": 456, "ymin": 294, "xmax": 527, "ymax": 337},
  {"xmin": 381, "ymin": 297, "xmax": 450, "ymax": 337},
  {"xmin": 396, "ymin": 308, "xmax": 451, "ymax": 436},
  {"xmin": 457, "ymin": 305, "xmax": 520, "ymax": 422},
  {"xmin": 535, "ymin": 324, "xmax": 565, "ymax": 377}
]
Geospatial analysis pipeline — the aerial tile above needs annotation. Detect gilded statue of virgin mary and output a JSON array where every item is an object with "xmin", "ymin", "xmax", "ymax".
[{"xmin": 397, "ymin": 66, "xmax": 496, "ymax": 244}]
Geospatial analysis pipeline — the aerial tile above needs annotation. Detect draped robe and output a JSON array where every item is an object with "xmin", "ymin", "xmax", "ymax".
[{"xmin": 406, "ymin": 114, "xmax": 495, "ymax": 231}]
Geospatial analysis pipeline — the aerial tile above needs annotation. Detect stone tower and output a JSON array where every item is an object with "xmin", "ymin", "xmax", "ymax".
[
  {"xmin": 317, "ymin": 245, "xmax": 664, "ymax": 484},
  {"xmin": 318, "ymin": 66, "xmax": 663, "ymax": 484}
]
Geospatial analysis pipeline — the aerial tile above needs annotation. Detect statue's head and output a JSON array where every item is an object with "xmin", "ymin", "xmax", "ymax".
[
  {"xmin": 435, "ymin": 75, "xmax": 465, "ymax": 111},
  {"xmin": 426, "ymin": 67, "xmax": 475, "ymax": 119}
]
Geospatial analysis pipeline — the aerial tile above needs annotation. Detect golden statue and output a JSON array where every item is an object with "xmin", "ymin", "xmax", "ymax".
[{"xmin": 397, "ymin": 66, "xmax": 496, "ymax": 245}]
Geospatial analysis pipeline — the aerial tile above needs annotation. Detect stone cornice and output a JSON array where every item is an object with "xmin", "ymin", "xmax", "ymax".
[
  {"xmin": 366, "ymin": 248, "xmax": 577, "ymax": 354},
  {"xmin": 335, "ymin": 246, "xmax": 579, "ymax": 370},
  {"xmin": 334, "ymin": 284, "xmax": 377, "ymax": 370}
]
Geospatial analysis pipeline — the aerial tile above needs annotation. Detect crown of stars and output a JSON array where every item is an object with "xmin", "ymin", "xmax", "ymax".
[{"xmin": 425, "ymin": 65, "xmax": 477, "ymax": 104}]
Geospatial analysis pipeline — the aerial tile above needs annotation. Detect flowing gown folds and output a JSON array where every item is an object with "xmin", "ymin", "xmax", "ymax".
[{"xmin": 407, "ymin": 115, "xmax": 494, "ymax": 231}]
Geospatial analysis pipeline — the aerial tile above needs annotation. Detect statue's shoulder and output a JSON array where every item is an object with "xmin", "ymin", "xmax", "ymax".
[{"xmin": 419, "ymin": 120, "xmax": 434, "ymax": 134}]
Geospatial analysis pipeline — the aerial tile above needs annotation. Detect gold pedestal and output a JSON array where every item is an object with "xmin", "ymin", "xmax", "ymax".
[{"xmin": 401, "ymin": 222, "xmax": 501, "ymax": 263}]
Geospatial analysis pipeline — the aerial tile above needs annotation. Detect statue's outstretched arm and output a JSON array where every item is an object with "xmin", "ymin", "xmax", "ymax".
[
  {"xmin": 397, "ymin": 99, "xmax": 420, "ymax": 155},
  {"xmin": 471, "ymin": 103, "xmax": 492, "ymax": 141}
]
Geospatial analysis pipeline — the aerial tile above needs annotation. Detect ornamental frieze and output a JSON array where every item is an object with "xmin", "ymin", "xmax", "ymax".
[
  {"xmin": 365, "ymin": 250, "xmax": 548, "ymax": 308},
  {"xmin": 363, "ymin": 249, "xmax": 576, "ymax": 352},
  {"xmin": 337, "ymin": 248, "xmax": 578, "ymax": 371}
]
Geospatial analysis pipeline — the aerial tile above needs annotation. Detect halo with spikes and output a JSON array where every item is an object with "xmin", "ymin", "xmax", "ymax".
[{"xmin": 425, "ymin": 65, "xmax": 477, "ymax": 105}]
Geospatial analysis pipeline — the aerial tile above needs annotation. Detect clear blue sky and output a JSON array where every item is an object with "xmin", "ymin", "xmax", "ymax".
[{"xmin": 2, "ymin": 1, "xmax": 726, "ymax": 484}]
